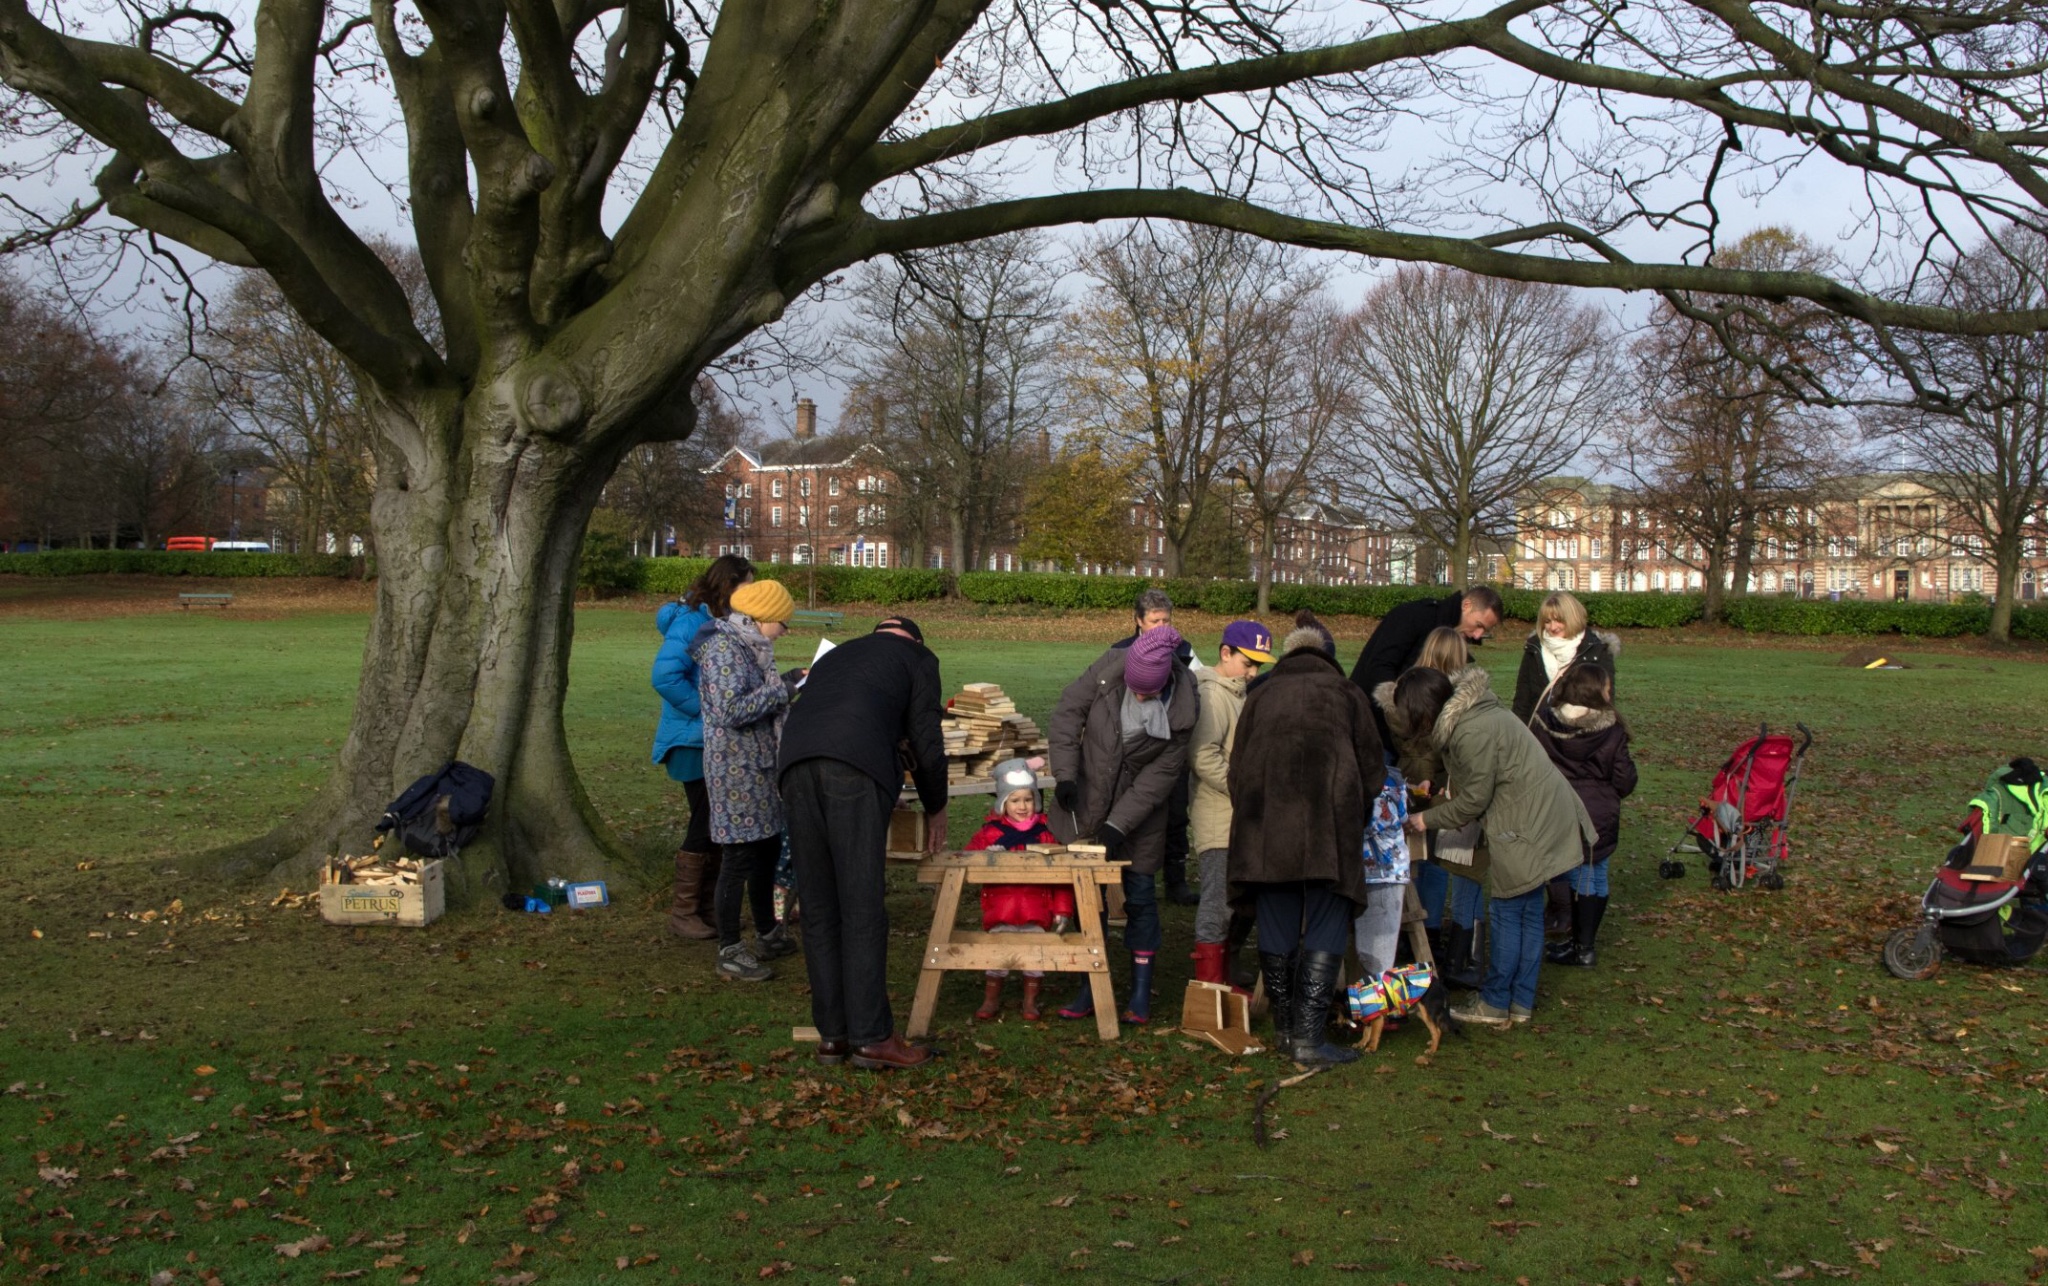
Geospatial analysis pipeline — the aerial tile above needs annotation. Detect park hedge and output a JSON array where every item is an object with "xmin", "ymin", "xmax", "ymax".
[
  {"xmin": 10, "ymin": 549, "xmax": 2044, "ymax": 640},
  {"xmin": 0, "ymin": 549, "xmax": 356, "ymax": 577}
]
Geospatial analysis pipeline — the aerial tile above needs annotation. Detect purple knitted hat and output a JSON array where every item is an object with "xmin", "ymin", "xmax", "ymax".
[{"xmin": 1124, "ymin": 626, "xmax": 1182, "ymax": 695}]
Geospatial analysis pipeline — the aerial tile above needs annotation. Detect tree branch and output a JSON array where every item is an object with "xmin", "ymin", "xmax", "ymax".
[
  {"xmin": 855, "ymin": 0, "xmax": 1549, "ymax": 188},
  {"xmin": 811, "ymin": 188, "xmax": 2048, "ymax": 337}
]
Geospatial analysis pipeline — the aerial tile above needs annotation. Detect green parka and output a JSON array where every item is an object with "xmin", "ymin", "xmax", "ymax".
[{"xmin": 1417, "ymin": 677, "xmax": 1595, "ymax": 900}]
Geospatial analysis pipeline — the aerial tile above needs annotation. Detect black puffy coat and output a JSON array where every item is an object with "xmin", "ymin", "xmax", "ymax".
[
  {"xmin": 1529, "ymin": 703, "xmax": 1637, "ymax": 862},
  {"xmin": 1511, "ymin": 630, "xmax": 1620, "ymax": 724}
]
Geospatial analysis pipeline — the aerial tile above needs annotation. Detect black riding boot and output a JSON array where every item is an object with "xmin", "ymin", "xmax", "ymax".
[
  {"xmin": 1289, "ymin": 951, "xmax": 1360, "ymax": 1066},
  {"xmin": 1552, "ymin": 895, "xmax": 1607, "ymax": 967},
  {"xmin": 1441, "ymin": 922, "xmax": 1484, "ymax": 989},
  {"xmin": 1257, "ymin": 951, "xmax": 1294, "ymax": 1048},
  {"xmin": 1225, "ymin": 910, "xmax": 1258, "ymax": 990}
]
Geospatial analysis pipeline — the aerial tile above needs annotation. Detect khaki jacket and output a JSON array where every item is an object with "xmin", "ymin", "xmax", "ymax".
[{"xmin": 1189, "ymin": 667, "xmax": 1247, "ymax": 854}]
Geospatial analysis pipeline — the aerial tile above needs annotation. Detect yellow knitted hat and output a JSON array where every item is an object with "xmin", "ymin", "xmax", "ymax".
[{"xmin": 728, "ymin": 579, "xmax": 794, "ymax": 624}]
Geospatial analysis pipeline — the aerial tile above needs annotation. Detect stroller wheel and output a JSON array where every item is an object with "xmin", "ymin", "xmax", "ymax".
[
  {"xmin": 1758, "ymin": 871, "xmax": 1785, "ymax": 892},
  {"xmin": 1658, "ymin": 859, "xmax": 1686, "ymax": 880},
  {"xmin": 1710, "ymin": 863, "xmax": 1734, "ymax": 892},
  {"xmin": 1882, "ymin": 926, "xmax": 1939, "ymax": 981}
]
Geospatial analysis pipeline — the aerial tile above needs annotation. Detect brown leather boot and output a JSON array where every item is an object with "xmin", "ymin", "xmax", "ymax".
[
  {"xmin": 974, "ymin": 976, "xmax": 1005, "ymax": 1021},
  {"xmin": 667, "ymin": 849, "xmax": 716, "ymax": 939},
  {"xmin": 1019, "ymin": 976, "xmax": 1044, "ymax": 1022},
  {"xmin": 850, "ymin": 1033, "xmax": 937, "ymax": 1071}
]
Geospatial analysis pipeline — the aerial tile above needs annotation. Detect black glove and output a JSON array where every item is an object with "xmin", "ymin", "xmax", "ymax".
[
  {"xmin": 1095, "ymin": 822, "xmax": 1126, "ymax": 854},
  {"xmin": 1054, "ymin": 780, "xmax": 1079, "ymax": 815},
  {"xmin": 780, "ymin": 667, "xmax": 805, "ymax": 691}
]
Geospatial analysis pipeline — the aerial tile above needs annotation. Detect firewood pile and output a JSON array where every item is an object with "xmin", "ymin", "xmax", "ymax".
[
  {"xmin": 942, "ymin": 683, "xmax": 1047, "ymax": 785},
  {"xmin": 320, "ymin": 838, "xmax": 429, "ymax": 887}
]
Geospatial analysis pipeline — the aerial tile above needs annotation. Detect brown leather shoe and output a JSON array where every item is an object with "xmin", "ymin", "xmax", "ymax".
[
  {"xmin": 849, "ymin": 1033, "xmax": 936, "ymax": 1070},
  {"xmin": 814, "ymin": 1038, "xmax": 848, "ymax": 1066}
]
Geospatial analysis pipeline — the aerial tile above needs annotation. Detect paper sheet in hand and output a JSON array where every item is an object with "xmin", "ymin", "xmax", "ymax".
[{"xmin": 795, "ymin": 636, "xmax": 834, "ymax": 689}]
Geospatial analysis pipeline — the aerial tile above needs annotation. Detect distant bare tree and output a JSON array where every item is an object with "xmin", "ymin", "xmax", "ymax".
[
  {"xmin": 1338, "ymin": 266, "xmax": 1619, "ymax": 589},
  {"xmin": 1877, "ymin": 229, "xmax": 2048, "ymax": 644},
  {"xmin": 1615, "ymin": 229, "xmax": 1850, "ymax": 622},
  {"xmin": 601, "ymin": 383, "xmax": 754, "ymax": 556},
  {"xmin": 844, "ymin": 233, "xmax": 1061, "ymax": 580},
  {"xmin": 1068, "ymin": 225, "xmax": 1307, "ymax": 576},
  {"xmin": 1230, "ymin": 295, "xmax": 1348, "ymax": 612}
]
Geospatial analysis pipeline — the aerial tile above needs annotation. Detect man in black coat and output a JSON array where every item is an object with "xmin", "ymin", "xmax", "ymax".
[
  {"xmin": 1349, "ymin": 586, "xmax": 1504, "ymax": 748},
  {"xmin": 779, "ymin": 616, "xmax": 947, "ymax": 1071}
]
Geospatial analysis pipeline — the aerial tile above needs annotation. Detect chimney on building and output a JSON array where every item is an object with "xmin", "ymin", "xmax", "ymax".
[{"xmin": 794, "ymin": 398, "xmax": 817, "ymax": 441}]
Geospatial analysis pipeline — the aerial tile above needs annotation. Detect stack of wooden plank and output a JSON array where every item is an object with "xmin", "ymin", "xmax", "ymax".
[{"xmin": 941, "ymin": 682, "xmax": 1048, "ymax": 784}]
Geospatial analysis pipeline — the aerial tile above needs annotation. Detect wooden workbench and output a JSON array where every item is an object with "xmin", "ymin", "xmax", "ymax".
[{"xmin": 905, "ymin": 847, "xmax": 1130, "ymax": 1042}]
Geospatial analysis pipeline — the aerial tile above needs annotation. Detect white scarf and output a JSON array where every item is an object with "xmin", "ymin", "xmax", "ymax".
[{"xmin": 1539, "ymin": 631, "xmax": 1583, "ymax": 682}]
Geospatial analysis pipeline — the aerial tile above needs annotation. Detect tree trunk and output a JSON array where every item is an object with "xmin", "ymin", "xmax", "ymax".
[
  {"xmin": 1701, "ymin": 548, "xmax": 1728, "ymax": 624},
  {"xmin": 1448, "ymin": 520, "xmax": 1472, "ymax": 591},
  {"xmin": 1730, "ymin": 510, "xmax": 1758, "ymax": 602},
  {"xmin": 212, "ymin": 395, "xmax": 634, "ymax": 908},
  {"xmin": 1256, "ymin": 514, "xmax": 1275, "ymax": 614},
  {"xmin": 1990, "ymin": 537, "xmax": 2021, "ymax": 644}
]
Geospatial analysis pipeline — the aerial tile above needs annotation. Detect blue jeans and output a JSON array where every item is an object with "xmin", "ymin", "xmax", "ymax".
[
  {"xmin": 1483, "ymin": 887, "xmax": 1547, "ymax": 1011},
  {"xmin": 1567, "ymin": 859, "xmax": 1609, "ymax": 897},
  {"xmin": 1450, "ymin": 873, "xmax": 1485, "ymax": 929},
  {"xmin": 1415, "ymin": 862, "xmax": 1448, "ymax": 928},
  {"xmin": 1121, "ymin": 869, "xmax": 1161, "ymax": 954}
]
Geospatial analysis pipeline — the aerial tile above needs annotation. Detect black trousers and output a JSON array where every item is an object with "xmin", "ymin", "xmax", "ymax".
[
  {"xmin": 1250, "ymin": 881, "xmax": 1351, "ymax": 956},
  {"xmin": 716, "ymin": 836, "xmax": 780, "ymax": 947},
  {"xmin": 682, "ymin": 776, "xmax": 713, "ymax": 855},
  {"xmin": 784, "ymin": 757, "xmax": 896, "ymax": 1047},
  {"xmin": 1164, "ymin": 770, "xmax": 1191, "ymax": 877}
]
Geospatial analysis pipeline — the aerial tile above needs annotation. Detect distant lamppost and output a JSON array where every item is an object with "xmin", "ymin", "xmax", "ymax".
[{"xmin": 229, "ymin": 469, "xmax": 241, "ymax": 540}]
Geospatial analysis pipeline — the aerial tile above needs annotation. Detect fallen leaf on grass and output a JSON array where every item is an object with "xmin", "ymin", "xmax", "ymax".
[
  {"xmin": 275, "ymin": 1234, "xmax": 331, "ymax": 1258},
  {"xmin": 1773, "ymin": 1267, "xmax": 1808, "ymax": 1280},
  {"xmin": 1047, "ymin": 1193, "xmax": 1078, "ymax": 1208},
  {"xmin": 1427, "ymin": 1253, "xmax": 1483, "ymax": 1273},
  {"xmin": 1673, "ymin": 1133, "xmax": 1700, "ymax": 1147},
  {"xmin": 37, "ymin": 1165, "xmax": 76, "ymax": 1189},
  {"xmin": 492, "ymin": 1275, "xmax": 537, "ymax": 1286},
  {"xmin": 1290, "ymin": 1249, "xmax": 1315, "ymax": 1267}
]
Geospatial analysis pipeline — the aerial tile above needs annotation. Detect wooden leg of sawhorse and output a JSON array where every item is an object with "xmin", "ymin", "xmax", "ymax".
[
  {"xmin": 1402, "ymin": 881, "xmax": 1434, "ymax": 967},
  {"xmin": 1070, "ymin": 870, "xmax": 1120, "ymax": 1041},
  {"xmin": 906, "ymin": 866, "xmax": 967, "ymax": 1041}
]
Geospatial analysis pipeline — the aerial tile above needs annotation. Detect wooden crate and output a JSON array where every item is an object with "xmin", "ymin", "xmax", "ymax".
[{"xmin": 319, "ymin": 861, "xmax": 445, "ymax": 927}]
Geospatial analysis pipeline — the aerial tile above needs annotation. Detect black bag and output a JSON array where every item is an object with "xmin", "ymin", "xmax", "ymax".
[{"xmin": 376, "ymin": 761, "xmax": 494, "ymax": 859}]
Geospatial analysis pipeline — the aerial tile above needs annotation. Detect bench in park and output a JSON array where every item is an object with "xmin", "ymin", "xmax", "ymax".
[
  {"xmin": 177, "ymin": 593, "xmax": 235, "ymax": 610},
  {"xmin": 789, "ymin": 608, "xmax": 842, "ymax": 631}
]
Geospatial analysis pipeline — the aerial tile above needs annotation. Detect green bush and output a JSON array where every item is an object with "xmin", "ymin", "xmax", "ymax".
[
  {"xmin": 1720, "ymin": 596, "xmax": 1991, "ymax": 638},
  {"xmin": 635, "ymin": 558, "xmax": 947, "ymax": 604},
  {"xmin": 0, "ymin": 550, "xmax": 355, "ymax": 577},
  {"xmin": 577, "ymin": 529, "xmax": 639, "ymax": 593},
  {"xmin": 2014, "ymin": 606, "xmax": 2048, "ymax": 641}
]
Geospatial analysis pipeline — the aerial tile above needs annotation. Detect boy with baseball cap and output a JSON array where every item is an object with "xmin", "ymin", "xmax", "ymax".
[{"xmin": 1188, "ymin": 621, "xmax": 1273, "ymax": 986}]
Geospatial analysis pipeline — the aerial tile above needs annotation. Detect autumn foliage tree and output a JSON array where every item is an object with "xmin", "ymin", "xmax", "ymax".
[{"xmin": 7, "ymin": 0, "xmax": 2048, "ymax": 899}]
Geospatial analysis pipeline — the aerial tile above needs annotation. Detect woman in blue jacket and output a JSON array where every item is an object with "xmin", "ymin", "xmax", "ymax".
[{"xmin": 652, "ymin": 554, "xmax": 754, "ymax": 939}]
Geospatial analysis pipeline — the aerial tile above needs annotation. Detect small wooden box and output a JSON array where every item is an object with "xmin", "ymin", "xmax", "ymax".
[
  {"xmin": 1959, "ymin": 833, "xmax": 2034, "ymax": 883},
  {"xmin": 888, "ymin": 806, "xmax": 928, "ymax": 861},
  {"xmin": 1181, "ymin": 980, "xmax": 1261, "ymax": 1055},
  {"xmin": 319, "ymin": 861, "xmax": 445, "ymax": 927}
]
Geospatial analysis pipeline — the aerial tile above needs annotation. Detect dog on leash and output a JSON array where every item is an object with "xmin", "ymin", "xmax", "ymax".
[{"xmin": 1345, "ymin": 963, "xmax": 1452, "ymax": 1055}]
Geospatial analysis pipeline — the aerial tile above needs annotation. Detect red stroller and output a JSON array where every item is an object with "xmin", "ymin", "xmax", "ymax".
[{"xmin": 1668, "ymin": 724, "xmax": 1814, "ymax": 891}]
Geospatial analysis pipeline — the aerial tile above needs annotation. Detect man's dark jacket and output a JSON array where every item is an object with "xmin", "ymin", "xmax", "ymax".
[
  {"xmin": 1348, "ymin": 593, "xmax": 1467, "ymax": 745},
  {"xmin": 778, "ymin": 632, "xmax": 948, "ymax": 814}
]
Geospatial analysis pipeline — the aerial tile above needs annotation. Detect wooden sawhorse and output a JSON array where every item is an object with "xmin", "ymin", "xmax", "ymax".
[{"xmin": 907, "ymin": 849, "xmax": 1130, "ymax": 1042}]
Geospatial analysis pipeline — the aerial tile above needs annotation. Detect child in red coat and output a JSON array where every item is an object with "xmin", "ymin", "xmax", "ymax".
[{"xmin": 970, "ymin": 758, "xmax": 1075, "ymax": 1021}]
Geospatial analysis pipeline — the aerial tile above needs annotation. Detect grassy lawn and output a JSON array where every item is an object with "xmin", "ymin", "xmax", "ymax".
[{"xmin": 2, "ymin": 584, "xmax": 2045, "ymax": 1285}]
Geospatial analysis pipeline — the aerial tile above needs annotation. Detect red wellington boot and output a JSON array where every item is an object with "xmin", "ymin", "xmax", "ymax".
[
  {"xmin": 974, "ymin": 976, "xmax": 1005, "ymax": 1021},
  {"xmin": 1192, "ymin": 941, "xmax": 1229, "ymax": 984}
]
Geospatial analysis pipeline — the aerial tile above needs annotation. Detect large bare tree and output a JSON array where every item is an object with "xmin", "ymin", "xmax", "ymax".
[
  {"xmin": 1877, "ymin": 229, "xmax": 2048, "ymax": 644},
  {"xmin": 1614, "ymin": 229, "xmax": 1850, "ymax": 623},
  {"xmin": 7, "ymin": 1, "xmax": 2048, "ymax": 898},
  {"xmin": 1338, "ymin": 265, "xmax": 1620, "ymax": 588},
  {"xmin": 1228, "ymin": 290, "xmax": 1348, "ymax": 612}
]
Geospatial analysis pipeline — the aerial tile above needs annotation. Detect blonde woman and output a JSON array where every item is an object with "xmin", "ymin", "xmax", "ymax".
[{"xmin": 1511, "ymin": 591, "xmax": 1619, "ymax": 724}]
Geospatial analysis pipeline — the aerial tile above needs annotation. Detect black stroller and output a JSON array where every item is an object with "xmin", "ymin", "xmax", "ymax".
[{"xmin": 1883, "ymin": 759, "xmax": 2048, "ymax": 980}]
